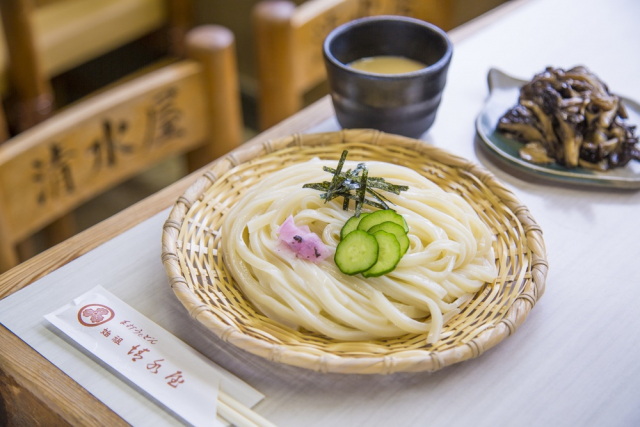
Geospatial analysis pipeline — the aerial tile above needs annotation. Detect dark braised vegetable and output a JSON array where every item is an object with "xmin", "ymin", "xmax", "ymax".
[{"xmin": 497, "ymin": 66, "xmax": 640, "ymax": 170}]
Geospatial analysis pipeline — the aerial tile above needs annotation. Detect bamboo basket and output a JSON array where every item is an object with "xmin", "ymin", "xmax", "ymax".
[{"xmin": 161, "ymin": 130, "xmax": 548, "ymax": 374}]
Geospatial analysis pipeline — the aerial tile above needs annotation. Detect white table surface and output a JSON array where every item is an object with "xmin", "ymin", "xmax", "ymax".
[{"xmin": 2, "ymin": 0, "xmax": 640, "ymax": 425}]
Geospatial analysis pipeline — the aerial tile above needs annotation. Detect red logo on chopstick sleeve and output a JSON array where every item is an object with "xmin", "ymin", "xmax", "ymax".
[{"xmin": 77, "ymin": 304, "xmax": 115, "ymax": 326}]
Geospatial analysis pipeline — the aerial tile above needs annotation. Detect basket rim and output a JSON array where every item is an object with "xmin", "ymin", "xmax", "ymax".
[{"xmin": 161, "ymin": 129, "xmax": 548, "ymax": 374}]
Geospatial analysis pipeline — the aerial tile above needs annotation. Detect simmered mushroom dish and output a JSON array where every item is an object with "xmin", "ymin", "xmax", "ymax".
[{"xmin": 497, "ymin": 66, "xmax": 639, "ymax": 171}]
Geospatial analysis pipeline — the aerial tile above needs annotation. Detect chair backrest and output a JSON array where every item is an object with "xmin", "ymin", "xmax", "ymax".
[
  {"xmin": 253, "ymin": 0, "xmax": 455, "ymax": 130},
  {"xmin": 0, "ymin": 102, "xmax": 8, "ymax": 143},
  {"xmin": 0, "ymin": 0, "xmax": 192, "ymax": 132},
  {"xmin": 0, "ymin": 25, "xmax": 242, "ymax": 272}
]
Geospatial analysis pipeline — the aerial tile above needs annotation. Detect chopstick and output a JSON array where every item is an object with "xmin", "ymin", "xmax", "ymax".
[{"xmin": 217, "ymin": 390, "xmax": 277, "ymax": 427}]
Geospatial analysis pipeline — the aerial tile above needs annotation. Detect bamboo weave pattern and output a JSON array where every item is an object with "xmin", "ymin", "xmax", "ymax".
[{"xmin": 161, "ymin": 130, "xmax": 548, "ymax": 374}]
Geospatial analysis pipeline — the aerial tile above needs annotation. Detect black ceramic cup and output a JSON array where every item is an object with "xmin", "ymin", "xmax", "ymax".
[{"xmin": 323, "ymin": 16, "xmax": 453, "ymax": 138}]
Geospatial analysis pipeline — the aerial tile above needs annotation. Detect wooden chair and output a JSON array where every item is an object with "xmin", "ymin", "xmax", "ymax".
[
  {"xmin": 252, "ymin": 0, "xmax": 456, "ymax": 130},
  {"xmin": 0, "ymin": 25, "xmax": 243, "ymax": 272},
  {"xmin": 0, "ymin": 0, "xmax": 192, "ymax": 132},
  {"xmin": 0, "ymin": 101, "xmax": 8, "ymax": 143}
]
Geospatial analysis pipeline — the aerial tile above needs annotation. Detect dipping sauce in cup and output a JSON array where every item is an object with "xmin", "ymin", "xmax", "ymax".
[
  {"xmin": 323, "ymin": 16, "xmax": 452, "ymax": 138},
  {"xmin": 348, "ymin": 56, "xmax": 427, "ymax": 74}
]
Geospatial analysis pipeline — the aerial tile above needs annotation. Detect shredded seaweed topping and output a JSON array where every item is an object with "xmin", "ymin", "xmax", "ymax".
[{"xmin": 302, "ymin": 150, "xmax": 408, "ymax": 216}]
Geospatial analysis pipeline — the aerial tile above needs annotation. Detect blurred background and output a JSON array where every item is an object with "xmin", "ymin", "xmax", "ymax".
[{"xmin": 0, "ymin": 0, "xmax": 508, "ymax": 265}]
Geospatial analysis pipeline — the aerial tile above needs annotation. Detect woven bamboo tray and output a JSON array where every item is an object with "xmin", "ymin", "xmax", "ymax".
[{"xmin": 161, "ymin": 129, "xmax": 548, "ymax": 374}]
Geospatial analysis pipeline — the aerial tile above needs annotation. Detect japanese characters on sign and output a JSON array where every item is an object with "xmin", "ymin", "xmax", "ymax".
[
  {"xmin": 30, "ymin": 87, "xmax": 185, "ymax": 206},
  {"xmin": 82, "ymin": 313, "xmax": 187, "ymax": 389},
  {"xmin": 32, "ymin": 143, "xmax": 75, "ymax": 205}
]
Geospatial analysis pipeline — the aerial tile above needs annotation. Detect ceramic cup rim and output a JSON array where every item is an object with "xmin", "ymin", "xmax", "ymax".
[{"xmin": 323, "ymin": 15, "xmax": 453, "ymax": 80}]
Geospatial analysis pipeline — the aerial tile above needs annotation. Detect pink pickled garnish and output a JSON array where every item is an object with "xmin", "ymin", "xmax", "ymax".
[{"xmin": 278, "ymin": 215, "xmax": 330, "ymax": 263}]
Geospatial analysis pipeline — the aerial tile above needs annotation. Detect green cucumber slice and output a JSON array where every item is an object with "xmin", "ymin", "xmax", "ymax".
[
  {"xmin": 334, "ymin": 230, "xmax": 378, "ymax": 275},
  {"xmin": 362, "ymin": 230, "xmax": 401, "ymax": 278},
  {"xmin": 367, "ymin": 221, "xmax": 410, "ymax": 255},
  {"xmin": 340, "ymin": 213, "xmax": 370, "ymax": 240},
  {"xmin": 401, "ymin": 216, "xmax": 409, "ymax": 233},
  {"xmin": 357, "ymin": 210, "xmax": 408, "ymax": 233}
]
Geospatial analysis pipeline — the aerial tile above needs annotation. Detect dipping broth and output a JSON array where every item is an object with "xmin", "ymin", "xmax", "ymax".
[{"xmin": 348, "ymin": 56, "xmax": 426, "ymax": 74}]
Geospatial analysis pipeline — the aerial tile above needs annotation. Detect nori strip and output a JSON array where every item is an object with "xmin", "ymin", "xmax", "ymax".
[
  {"xmin": 325, "ymin": 150, "xmax": 348, "ymax": 203},
  {"xmin": 303, "ymin": 150, "xmax": 407, "ymax": 213},
  {"xmin": 355, "ymin": 168, "xmax": 368, "ymax": 217}
]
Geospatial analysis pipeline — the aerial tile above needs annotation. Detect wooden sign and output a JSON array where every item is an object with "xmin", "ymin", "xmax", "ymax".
[{"xmin": 0, "ymin": 61, "xmax": 208, "ymax": 242}]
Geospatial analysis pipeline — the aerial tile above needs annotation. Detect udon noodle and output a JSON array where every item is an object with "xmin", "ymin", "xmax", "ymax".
[{"xmin": 221, "ymin": 159, "xmax": 497, "ymax": 343}]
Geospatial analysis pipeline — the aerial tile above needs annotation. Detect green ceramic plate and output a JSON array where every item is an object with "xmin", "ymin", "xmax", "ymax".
[{"xmin": 476, "ymin": 68, "xmax": 640, "ymax": 189}]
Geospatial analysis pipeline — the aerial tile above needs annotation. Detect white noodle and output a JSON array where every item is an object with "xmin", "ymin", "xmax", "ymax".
[{"xmin": 221, "ymin": 160, "xmax": 497, "ymax": 343}]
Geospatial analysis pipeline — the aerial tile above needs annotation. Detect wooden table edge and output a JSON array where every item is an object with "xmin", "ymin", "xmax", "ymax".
[
  {"xmin": 0, "ymin": 0, "xmax": 533, "ymax": 422},
  {"xmin": 446, "ymin": 0, "xmax": 530, "ymax": 45}
]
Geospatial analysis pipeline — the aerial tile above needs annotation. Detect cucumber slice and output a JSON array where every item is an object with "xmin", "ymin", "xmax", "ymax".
[
  {"xmin": 334, "ymin": 230, "xmax": 379, "ymax": 275},
  {"xmin": 362, "ymin": 230, "xmax": 401, "ymax": 278},
  {"xmin": 340, "ymin": 213, "xmax": 370, "ymax": 240},
  {"xmin": 357, "ymin": 210, "xmax": 407, "ymax": 233},
  {"xmin": 367, "ymin": 221, "xmax": 410, "ymax": 255}
]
